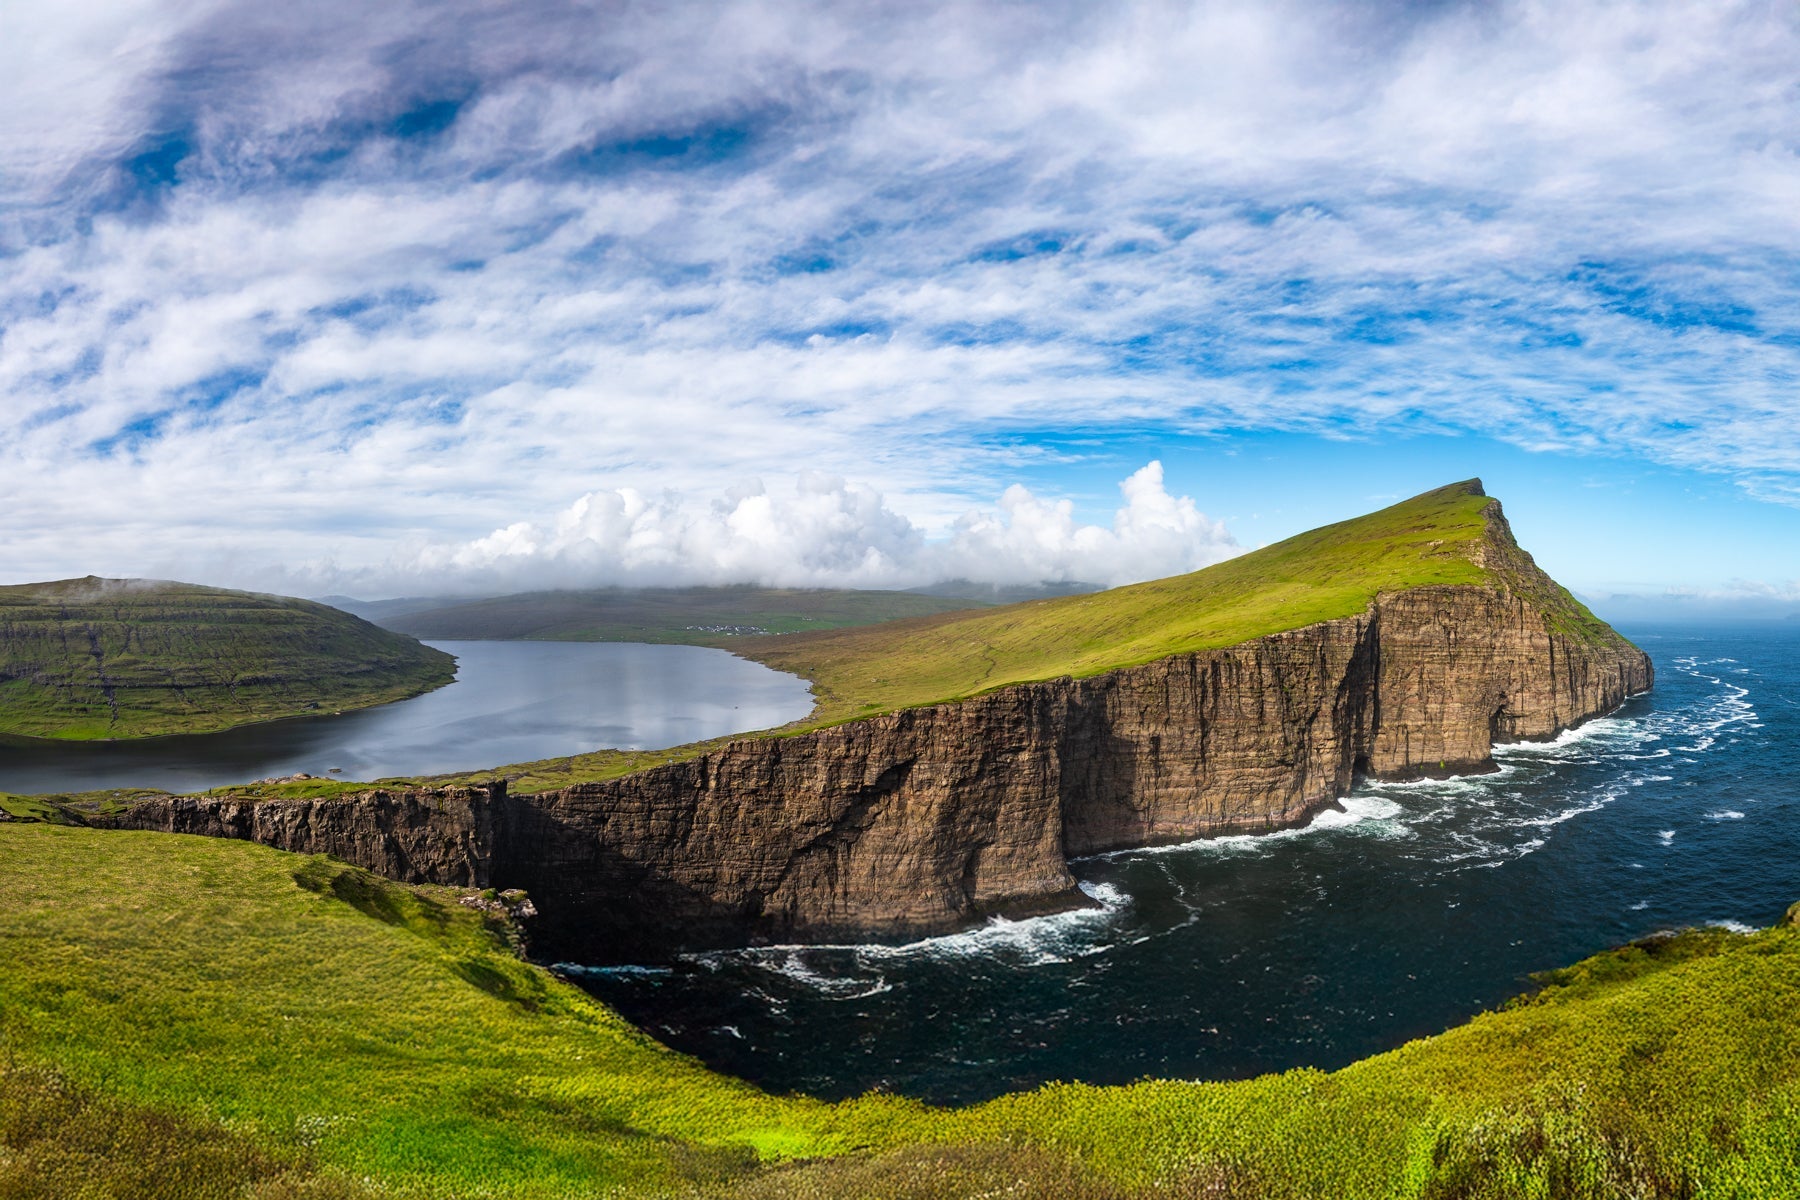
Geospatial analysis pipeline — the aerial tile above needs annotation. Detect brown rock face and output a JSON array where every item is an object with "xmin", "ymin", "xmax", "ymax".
[
  {"xmin": 103, "ymin": 786, "xmax": 499, "ymax": 888},
  {"xmin": 103, "ymin": 579, "xmax": 1650, "ymax": 962}
]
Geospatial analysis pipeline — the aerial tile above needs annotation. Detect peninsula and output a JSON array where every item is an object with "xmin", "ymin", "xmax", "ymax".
[
  {"xmin": 99, "ymin": 481, "xmax": 1651, "ymax": 959},
  {"xmin": 0, "ymin": 577, "xmax": 456, "ymax": 739}
]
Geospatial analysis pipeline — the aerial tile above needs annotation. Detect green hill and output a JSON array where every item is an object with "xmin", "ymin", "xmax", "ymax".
[
  {"xmin": 0, "ymin": 577, "xmax": 456, "ymax": 739},
  {"xmin": 438, "ymin": 480, "xmax": 1630, "ymax": 792},
  {"xmin": 3, "ymin": 822, "xmax": 1798, "ymax": 1198},
  {"xmin": 734, "ymin": 479, "xmax": 1620, "ymax": 729},
  {"xmin": 374, "ymin": 585, "xmax": 989, "ymax": 644}
]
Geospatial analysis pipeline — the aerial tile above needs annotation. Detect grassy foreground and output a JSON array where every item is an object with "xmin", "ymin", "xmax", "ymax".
[
  {"xmin": 5, "ymin": 823, "xmax": 1800, "ymax": 1198},
  {"xmin": 0, "ymin": 577, "xmax": 455, "ymax": 739}
]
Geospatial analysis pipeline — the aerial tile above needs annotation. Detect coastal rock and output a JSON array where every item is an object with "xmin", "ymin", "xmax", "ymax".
[
  {"xmin": 98, "ymin": 497, "xmax": 1651, "ymax": 960},
  {"xmin": 103, "ymin": 786, "xmax": 498, "ymax": 888},
  {"xmin": 102, "ymin": 588, "xmax": 1649, "ymax": 962}
]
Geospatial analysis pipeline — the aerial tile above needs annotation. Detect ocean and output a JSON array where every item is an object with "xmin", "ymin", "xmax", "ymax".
[{"xmin": 571, "ymin": 622, "xmax": 1800, "ymax": 1104}]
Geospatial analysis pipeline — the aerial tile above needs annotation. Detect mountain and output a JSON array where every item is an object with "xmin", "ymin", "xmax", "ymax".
[
  {"xmin": 372, "ymin": 584, "xmax": 989, "ymax": 643},
  {"xmin": 102, "ymin": 482, "xmax": 1650, "ymax": 955},
  {"xmin": 732, "ymin": 478, "xmax": 1632, "ymax": 728},
  {"xmin": 0, "ymin": 577, "xmax": 456, "ymax": 739}
]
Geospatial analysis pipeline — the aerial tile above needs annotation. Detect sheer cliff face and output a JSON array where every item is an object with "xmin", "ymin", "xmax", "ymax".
[{"xmin": 106, "ymin": 503, "xmax": 1652, "ymax": 960}]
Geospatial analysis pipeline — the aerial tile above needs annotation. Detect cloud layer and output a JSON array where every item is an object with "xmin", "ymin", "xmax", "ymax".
[
  {"xmin": 385, "ymin": 461, "xmax": 1237, "ymax": 594},
  {"xmin": 2, "ymin": 1, "xmax": 1798, "ymax": 589}
]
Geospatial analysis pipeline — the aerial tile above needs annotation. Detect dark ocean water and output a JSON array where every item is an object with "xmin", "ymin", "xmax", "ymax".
[
  {"xmin": 572, "ymin": 623, "xmax": 1800, "ymax": 1104},
  {"xmin": 0, "ymin": 641, "xmax": 813, "ymax": 795}
]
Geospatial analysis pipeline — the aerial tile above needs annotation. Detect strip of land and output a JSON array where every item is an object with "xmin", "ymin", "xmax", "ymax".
[{"xmin": 3, "ymin": 822, "xmax": 1797, "ymax": 1198}]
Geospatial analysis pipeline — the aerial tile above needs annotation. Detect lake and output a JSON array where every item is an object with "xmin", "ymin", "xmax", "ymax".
[{"xmin": 0, "ymin": 641, "xmax": 814, "ymax": 795}]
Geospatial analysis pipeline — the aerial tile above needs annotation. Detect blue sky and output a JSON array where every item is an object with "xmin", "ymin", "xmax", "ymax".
[{"xmin": 3, "ymin": 1, "xmax": 1799, "ymax": 614}]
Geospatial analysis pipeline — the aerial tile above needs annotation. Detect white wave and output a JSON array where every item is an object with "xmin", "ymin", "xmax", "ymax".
[
  {"xmin": 1629, "ymin": 900, "xmax": 1651, "ymax": 910},
  {"xmin": 555, "ymin": 962, "xmax": 674, "ymax": 978},
  {"xmin": 1706, "ymin": 810, "xmax": 1746, "ymax": 820},
  {"xmin": 1711, "ymin": 920, "xmax": 1759, "ymax": 934},
  {"xmin": 1513, "ymin": 793, "xmax": 1618, "ymax": 831},
  {"xmin": 694, "ymin": 879, "xmax": 1134, "ymax": 985},
  {"xmin": 1658, "ymin": 829, "xmax": 1676, "ymax": 846},
  {"xmin": 1093, "ymin": 793, "xmax": 1410, "ymax": 865},
  {"xmin": 1494, "ymin": 719, "xmax": 1626, "ymax": 755}
]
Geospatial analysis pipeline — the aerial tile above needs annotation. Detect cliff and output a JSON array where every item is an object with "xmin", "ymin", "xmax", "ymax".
[{"xmin": 101, "ymin": 489, "xmax": 1650, "ymax": 961}]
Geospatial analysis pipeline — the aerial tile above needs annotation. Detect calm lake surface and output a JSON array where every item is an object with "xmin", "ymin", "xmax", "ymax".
[
  {"xmin": 0, "ymin": 641, "xmax": 813, "ymax": 795},
  {"xmin": 572, "ymin": 623, "xmax": 1800, "ymax": 1104}
]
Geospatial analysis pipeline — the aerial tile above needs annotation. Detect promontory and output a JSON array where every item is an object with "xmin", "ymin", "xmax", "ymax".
[{"xmin": 99, "ymin": 480, "xmax": 1649, "ymax": 959}]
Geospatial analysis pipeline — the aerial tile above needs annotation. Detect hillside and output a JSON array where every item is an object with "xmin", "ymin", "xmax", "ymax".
[
  {"xmin": 731, "ymin": 479, "xmax": 1623, "ymax": 728},
  {"xmin": 0, "ymin": 577, "xmax": 456, "ymax": 739},
  {"xmin": 372, "ymin": 584, "xmax": 988, "ymax": 644},
  {"xmin": 3, "ymin": 822, "xmax": 1797, "ymax": 1198},
  {"xmin": 439, "ymin": 479, "xmax": 1631, "ymax": 793}
]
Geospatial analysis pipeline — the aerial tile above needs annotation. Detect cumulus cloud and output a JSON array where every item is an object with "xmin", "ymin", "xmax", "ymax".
[
  {"xmin": 1, "ymin": 1, "xmax": 1798, "ymax": 589},
  {"xmin": 374, "ymin": 462, "xmax": 1238, "ymax": 593}
]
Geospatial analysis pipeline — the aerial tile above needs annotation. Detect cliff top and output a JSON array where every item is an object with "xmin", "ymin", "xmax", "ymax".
[
  {"xmin": 0, "ymin": 577, "xmax": 455, "ymax": 739},
  {"xmin": 418, "ymin": 480, "xmax": 1630, "ymax": 791},
  {"xmin": 733, "ymin": 478, "xmax": 1620, "ymax": 730}
]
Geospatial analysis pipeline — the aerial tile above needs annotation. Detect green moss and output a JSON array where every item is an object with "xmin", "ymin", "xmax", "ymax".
[{"xmin": 0, "ymin": 576, "xmax": 456, "ymax": 739}]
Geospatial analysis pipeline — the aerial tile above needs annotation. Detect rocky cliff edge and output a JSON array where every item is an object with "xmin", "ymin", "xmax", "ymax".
[{"xmin": 100, "ymin": 491, "xmax": 1651, "ymax": 961}]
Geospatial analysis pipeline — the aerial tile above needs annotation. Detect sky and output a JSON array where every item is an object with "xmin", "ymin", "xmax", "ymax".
[{"xmin": 3, "ymin": 0, "xmax": 1800, "ymax": 617}]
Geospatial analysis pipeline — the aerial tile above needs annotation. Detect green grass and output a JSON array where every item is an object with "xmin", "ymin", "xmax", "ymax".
[
  {"xmin": 733, "ymin": 480, "xmax": 1622, "ymax": 731},
  {"xmin": 0, "ymin": 577, "xmax": 456, "ymax": 740},
  {"xmin": 380, "ymin": 586, "xmax": 987, "ymax": 645},
  {"xmin": 7, "ymin": 824, "xmax": 1800, "ymax": 1198}
]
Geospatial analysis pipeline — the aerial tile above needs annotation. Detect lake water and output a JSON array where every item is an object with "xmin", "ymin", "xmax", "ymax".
[
  {"xmin": 571, "ymin": 623, "xmax": 1800, "ymax": 1105},
  {"xmin": 0, "ymin": 641, "xmax": 814, "ymax": 795}
]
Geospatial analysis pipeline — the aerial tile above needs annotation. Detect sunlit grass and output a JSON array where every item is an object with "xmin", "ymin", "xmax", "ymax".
[{"xmin": 7, "ymin": 825, "xmax": 1800, "ymax": 1197}]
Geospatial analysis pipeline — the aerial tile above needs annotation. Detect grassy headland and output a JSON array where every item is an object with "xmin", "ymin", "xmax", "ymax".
[
  {"xmin": 0, "ymin": 577, "xmax": 456, "ymax": 739},
  {"xmin": 371, "ymin": 585, "xmax": 987, "ymax": 645},
  {"xmin": 3, "ymin": 822, "xmax": 1798, "ymax": 1198},
  {"xmin": 435, "ymin": 480, "xmax": 1624, "ymax": 792},
  {"xmin": 733, "ymin": 480, "xmax": 1617, "ymax": 729}
]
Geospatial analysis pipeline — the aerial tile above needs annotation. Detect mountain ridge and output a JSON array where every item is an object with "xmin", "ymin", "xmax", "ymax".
[{"xmin": 0, "ymin": 577, "xmax": 456, "ymax": 739}]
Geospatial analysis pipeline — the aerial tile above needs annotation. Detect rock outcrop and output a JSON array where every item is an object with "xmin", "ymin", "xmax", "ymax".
[
  {"xmin": 104, "ymin": 511, "xmax": 1651, "ymax": 962},
  {"xmin": 106, "ymin": 786, "xmax": 499, "ymax": 888}
]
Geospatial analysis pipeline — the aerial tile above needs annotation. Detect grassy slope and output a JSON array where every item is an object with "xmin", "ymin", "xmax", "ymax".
[
  {"xmin": 736, "ymin": 480, "xmax": 1622, "ymax": 729},
  {"xmin": 5, "ymin": 823, "xmax": 1799, "ymax": 1199},
  {"xmin": 447, "ymin": 481, "xmax": 1629, "ymax": 792},
  {"xmin": 378, "ymin": 586, "xmax": 987, "ymax": 645},
  {"xmin": 0, "ymin": 577, "xmax": 456, "ymax": 739}
]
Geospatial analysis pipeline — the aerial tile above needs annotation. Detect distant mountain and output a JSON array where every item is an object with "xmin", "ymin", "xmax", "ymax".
[
  {"xmin": 0, "ymin": 577, "xmax": 455, "ymax": 739},
  {"xmin": 314, "ymin": 594, "xmax": 488, "ymax": 624},
  {"xmin": 906, "ymin": 579, "xmax": 1103, "ymax": 603},
  {"xmin": 375, "ymin": 585, "xmax": 989, "ymax": 644}
]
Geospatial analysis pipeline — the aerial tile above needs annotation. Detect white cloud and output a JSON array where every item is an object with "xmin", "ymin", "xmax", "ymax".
[
  {"xmin": 365, "ymin": 461, "xmax": 1238, "ymax": 594},
  {"xmin": 0, "ymin": 1, "xmax": 1798, "ymax": 590}
]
